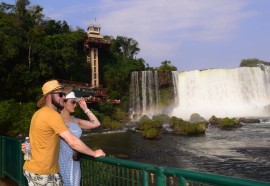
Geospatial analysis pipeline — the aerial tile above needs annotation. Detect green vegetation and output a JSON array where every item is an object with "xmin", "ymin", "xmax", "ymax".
[
  {"xmin": 0, "ymin": 1, "xmax": 178, "ymax": 136},
  {"xmin": 143, "ymin": 128, "xmax": 161, "ymax": 139},
  {"xmin": 239, "ymin": 58, "xmax": 270, "ymax": 67},
  {"xmin": 155, "ymin": 60, "xmax": 177, "ymax": 71},
  {"xmin": 137, "ymin": 115, "xmax": 162, "ymax": 131},
  {"xmin": 152, "ymin": 114, "xmax": 171, "ymax": 124},
  {"xmin": 136, "ymin": 115, "xmax": 162, "ymax": 139},
  {"xmin": 209, "ymin": 116, "xmax": 241, "ymax": 130},
  {"xmin": 170, "ymin": 116, "xmax": 207, "ymax": 136},
  {"xmin": 0, "ymin": 100, "xmax": 36, "ymax": 136},
  {"xmin": 101, "ymin": 116, "xmax": 122, "ymax": 130},
  {"xmin": 136, "ymin": 115, "xmax": 207, "ymax": 139}
]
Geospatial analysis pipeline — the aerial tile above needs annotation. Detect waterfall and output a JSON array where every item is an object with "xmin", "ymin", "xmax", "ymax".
[
  {"xmin": 130, "ymin": 71, "xmax": 173, "ymax": 119},
  {"xmin": 129, "ymin": 72, "xmax": 141, "ymax": 116},
  {"xmin": 154, "ymin": 72, "xmax": 160, "ymax": 110},
  {"xmin": 172, "ymin": 71, "xmax": 179, "ymax": 105},
  {"xmin": 172, "ymin": 66, "xmax": 270, "ymax": 120},
  {"xmin": 130, "ymin": 67, "xmax": 270, "ymax": 120}
]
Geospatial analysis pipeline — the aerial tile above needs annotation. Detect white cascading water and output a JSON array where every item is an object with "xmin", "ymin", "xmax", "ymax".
[
  {"xmin": 129, "ymin": 71, "xmax": 141, "ymax": 115},
  {"xmin": 172, "ymin": 66, "xmax": 270, "ymax": 120},
  {"xmin": 172, "ymin": 71, "xmax": 179, "ymax": 105},
  {"xmin": 130, "ymin": 71, "xmax": 162, "ymax": 118}
]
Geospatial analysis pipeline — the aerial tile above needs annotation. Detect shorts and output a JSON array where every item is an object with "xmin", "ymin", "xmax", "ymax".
[{"xmin": 23, "ymin": 170, "xmax": 63, "ymax": 186}]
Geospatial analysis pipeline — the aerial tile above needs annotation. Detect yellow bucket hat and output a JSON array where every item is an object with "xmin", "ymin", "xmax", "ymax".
[{"xmin": 37, "ymin": 80, "xmax": 63, "ymax": 107}]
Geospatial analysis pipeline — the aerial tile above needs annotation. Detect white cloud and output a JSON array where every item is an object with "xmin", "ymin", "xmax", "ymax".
[
  {"xmin": 91, "ymin": 0, "xmax": 255, "ymax": 66},
  {"xmin": 28, "ymin": 0, "xmax": 262, "ymax": 70},
  {"xmin": 97, "ymin": 0, "xmax": 253, "ymax": 39}
]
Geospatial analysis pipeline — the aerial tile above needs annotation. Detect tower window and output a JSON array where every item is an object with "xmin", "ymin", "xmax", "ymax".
[{"xmin": 87, "ymin": 56, "xmax": 91, "ymax": 63}]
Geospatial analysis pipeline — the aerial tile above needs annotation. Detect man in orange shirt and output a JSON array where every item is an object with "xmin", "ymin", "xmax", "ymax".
[{"xmin": 23, "ymin": 80, "xmax": 105, "ymax": 185}]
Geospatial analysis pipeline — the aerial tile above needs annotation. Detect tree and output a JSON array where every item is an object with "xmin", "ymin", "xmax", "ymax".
[
  {"xmin": 0, "ymin": 0, "xmax": 80, "ymax": 102},
  {"xmin": 25, "ymin": 5, "xmax": 44, "ymax": 69},
  {"xmin": 156, "ymin": 60, "xmax": 177, "ymax": 71},
  {"xmin": 240, "ymin": 58, "xmax": 270, "ymax": 67},
  {"xmin": 43, "ymin": 20, "xmax": 70, "ymax": 35},
  {"xmin": 115, "ymin": 36, "xmax": 140, "ymax": 59}
]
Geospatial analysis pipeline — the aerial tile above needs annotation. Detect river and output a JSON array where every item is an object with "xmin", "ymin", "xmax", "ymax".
[{"xmin": 82, "ymin": 120, "xmax": 270, "ymax": 182}]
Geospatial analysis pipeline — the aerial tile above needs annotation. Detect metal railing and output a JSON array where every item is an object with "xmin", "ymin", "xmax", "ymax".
[
  {"xmin": 1, "ymin": 135, "xmax": 270, "ymax": 186},
  {"xmin": 80, "ymin": 155, "xmax": 270, "ymax": 186},
  {"xmin": 0, "ymin": 136, "xmax": 27, "ymax": 186}
]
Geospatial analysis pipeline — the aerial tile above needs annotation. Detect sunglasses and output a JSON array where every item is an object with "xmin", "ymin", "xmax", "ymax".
[
  {"xmin": 51, "ymin": 92, "xmax": 66, "ymax": 98},
  {"xmin": 69, "ymin": 100, "xmax": 77, "ymax": 105}
]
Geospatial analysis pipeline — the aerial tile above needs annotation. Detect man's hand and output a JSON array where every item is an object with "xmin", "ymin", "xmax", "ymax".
[
  {"xmin": 94, "ymin": 149, "xmax": 106, "ymax": 158},
  {"xmin": 21, "ymin": 143, "xmax": 27, "ymax": 153}
]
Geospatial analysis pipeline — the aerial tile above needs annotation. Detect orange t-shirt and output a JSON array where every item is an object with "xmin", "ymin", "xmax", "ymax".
[{"xmin": 23, "ymin": 106, "xmax": 68, "ymax": 174}]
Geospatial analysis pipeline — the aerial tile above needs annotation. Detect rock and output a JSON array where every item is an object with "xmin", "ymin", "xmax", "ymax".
[
  {"xmin": 190, "ymin": 113, "xmax": 206, "ymax": 123},
  {"xmin": 239, "ymin": 118, "xmax": 260, "ymax": 123}
]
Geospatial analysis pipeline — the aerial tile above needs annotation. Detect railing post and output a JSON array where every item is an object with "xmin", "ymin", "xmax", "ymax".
[
  {"xmin": 156, "ymin": 166, "xmax": 166, "ymax": 186},
  {"xmin": 179, "ymin": 176, "xmax": 186, "ymax": 186},
  {"xmin": 142, "ymin": 169, "xmax": 149, "ymax": 186}
]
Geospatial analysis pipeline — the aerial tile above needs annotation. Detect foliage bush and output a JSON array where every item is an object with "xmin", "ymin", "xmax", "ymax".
[
  {"xmin": 0, "ymin": 100, "xmax": 36, "ymax": 136},
  {"xmin": 240, "ymin": 58, "xmax": 261, "ymax": 67},
  {"xmin": 10, "ymin": 102, "xmax": 36, "ymax": 136},
  {"xmin": 0, "ymin": 100, "xmax": 17, "ymax": 136},
  {"xmin": 136, "ymin": 115, "xmax": 152, "ymax": 130},
  {"xmin": 170, "ymin": 116, "xmax": 206, "ymax": 136},
  {"xmin": 155, "ymin": 60, "xmax": 177, "ymax": 71},
  {"xmin": 95, "ymin": 102, "xmax": 115, "ymax": 116},
  {"xmin": 239, "ymin": 58, "xmax": 270, "ymax": 67},
  {"xmin": 108, "ymin": 121, "xmax": 122, "ymax": 130},
  {"xmin": 209, "ymin": 115, "xmax": 221, "ymax": 125},
  {"xmin": 219, "ymin": 117, "xmax": 240, "ymax": 130},
  {"xmin": 101, "ymin": 116, "xmax": 122, "ymax": 130},
  {"xmin": 111, "ymin": 108, "xmax": 130, "ymax": 123},
  {"xmin": 209, "ymin": 116, "xmax": 240, "ymax": 130},
  {"xmin": 170, "ymin": 116, "xmax": 188, "ymax": 127},
  {"xmin": 152, "ymin": 114, "xmax": 171, "ymax": 124},
  {"xmin": 143, "ymin": 128, "xmax": 161, "ymax": 139},
  {"xmin": 136, "ymin": 115, "xmax": 163, "ymax": 139},
  {"xmin": 172, "ymin": 122, "xmax": 206, "ymax": 136}
]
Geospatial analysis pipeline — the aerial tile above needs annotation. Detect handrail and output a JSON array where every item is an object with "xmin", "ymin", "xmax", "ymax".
[
  {"xmin": 1, "ymin": 135, "xmax": 270, "ymax": 186},
  {"xmin": 81, "ymin": 155, "xmax": 270, "ymax": 186},
  {"xmin": 0, "ymin": 136, "xmax": 27, "ymax": 186}
]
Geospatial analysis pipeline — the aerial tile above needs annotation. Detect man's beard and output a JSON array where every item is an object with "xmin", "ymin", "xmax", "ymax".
[{"xmin": 52, "ymin": 96, "xmax": 64, "ymax": 110}]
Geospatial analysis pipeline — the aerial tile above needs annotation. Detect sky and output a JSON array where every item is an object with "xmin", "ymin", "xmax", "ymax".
[{"xmin": 3, "ymin": 0, "xmax": 270, "ymax": 71}]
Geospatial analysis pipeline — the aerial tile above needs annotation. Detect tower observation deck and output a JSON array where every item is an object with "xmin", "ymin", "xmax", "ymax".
[{"xmin": 84, "ymin": 23, "xmax": 110, "ymax": 88}]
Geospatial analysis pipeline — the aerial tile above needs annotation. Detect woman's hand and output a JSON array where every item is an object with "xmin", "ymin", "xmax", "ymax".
[{"xmin": 77, "ymin": 98, "xmax": 88, "ymax": 111}]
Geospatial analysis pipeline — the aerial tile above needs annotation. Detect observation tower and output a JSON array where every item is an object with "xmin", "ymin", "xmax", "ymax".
[
  {"xmin": 84, "ymin": 22, "xmax": 110, "ymax": 87},
  {"xmin": 59, "ymin": 22, "xmax": 119, "ymax": 104}
]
